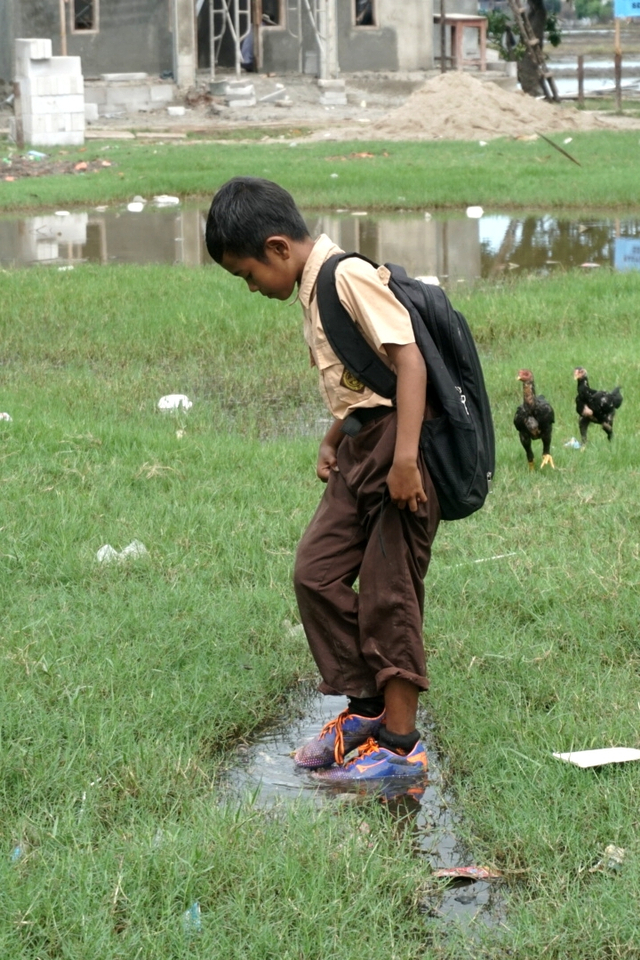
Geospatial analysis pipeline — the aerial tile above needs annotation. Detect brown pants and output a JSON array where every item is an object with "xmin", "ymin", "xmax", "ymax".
[{"xmin": 293, "ymin": 412, "xmax": 440, "ymax": 699}]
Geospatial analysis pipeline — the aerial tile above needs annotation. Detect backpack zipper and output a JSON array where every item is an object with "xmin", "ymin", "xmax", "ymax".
[{"xmin": 456, "ymin": 385, "xmax": 470, "ymax": 417}]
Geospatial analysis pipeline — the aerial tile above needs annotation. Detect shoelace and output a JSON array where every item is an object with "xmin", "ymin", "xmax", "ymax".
[
  {"xmin": 318, "ymin": 708, "xmax": 350, "ymax": 765},
  {"xmin": 343, "ymin": 737, "xmax": 381, "ymax": 767}
]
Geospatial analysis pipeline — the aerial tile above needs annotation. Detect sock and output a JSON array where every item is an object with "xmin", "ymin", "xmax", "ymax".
[
  {"xmin": 378, "ymin": 726, "xmax": 420, "ymax": 755},
  {"xmin": 347, "ymin": 695, "xmax": 385, "ymax": 718}
]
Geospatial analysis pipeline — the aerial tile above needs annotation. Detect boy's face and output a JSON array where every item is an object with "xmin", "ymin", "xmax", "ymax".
[{"xmin": 221, "ymin": 237, "xmax": 299, "ymax": 301}]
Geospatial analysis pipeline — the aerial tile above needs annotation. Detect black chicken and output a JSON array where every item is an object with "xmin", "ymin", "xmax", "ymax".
[
  {"xmin": 514, "ymin": 369, "xmax": 555, "ymax": 470},
  {"xmin": 573, "ymin": 367, "xmax": 623, "ymax": 444}
]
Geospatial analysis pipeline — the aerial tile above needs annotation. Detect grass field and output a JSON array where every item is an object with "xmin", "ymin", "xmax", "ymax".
[
  {"xmin": 2, "ymin": 140, "xmax": 640, "ymax": 958},
  {"xmin": 1, "ymin": 129, "xmax": 640, "ymax": 214}
]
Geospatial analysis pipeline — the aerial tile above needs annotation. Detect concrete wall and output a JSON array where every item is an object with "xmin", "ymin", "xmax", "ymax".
[
  {"xmin": 1, "ymin": 0, "xmax": 173, "ymax": 82},
  {"xmin": 259, "ymin": 0, "xmax": 434, "ymax": 76},
  {"xmin": 0, "ymin": 2, "xmax": 16, "ymax": 87}
]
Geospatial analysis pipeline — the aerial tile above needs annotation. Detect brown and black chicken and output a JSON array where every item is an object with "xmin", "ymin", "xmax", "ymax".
[
  {"xmin": 514, "ymin": 369, "xmax": 555, "ymax": 470},
  {"xmin": 573, "ymin": 367, "xmax": 623, "ymax": 444}
]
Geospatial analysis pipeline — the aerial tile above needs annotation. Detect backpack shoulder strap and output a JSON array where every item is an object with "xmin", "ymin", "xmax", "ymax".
[{"xmin": 316, "ymin": 253, "xmax": 397, "ymax": 400}]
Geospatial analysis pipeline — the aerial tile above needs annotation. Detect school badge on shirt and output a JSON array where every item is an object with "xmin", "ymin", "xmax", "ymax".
[{"xmin": 341, "ymin": 368, "xmax": 365, "ymax": 393}]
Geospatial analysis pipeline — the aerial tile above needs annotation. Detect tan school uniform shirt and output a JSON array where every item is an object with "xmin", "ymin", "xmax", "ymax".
[{"xmin": 297, "ymin": 234, "xmax": 416, "ymax": 420}]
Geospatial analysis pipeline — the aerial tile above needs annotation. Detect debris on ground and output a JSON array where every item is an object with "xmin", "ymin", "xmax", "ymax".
[
  {"xmin": 433, "ymin": 865, "xmax": 502, "ymax": 881},
  {"xmin": 588, "ymin": 844, "xmax": 626, "ymax": 874},
  {"xmin": 553, "ymin": 747, "xmax": 640, "ymax": 768},
  {"xmin": 96, "ymin": 540, "xmax": 149, "ymax": 563},
  {"xmin": 1, "ymin": 150, "xmax": 115, "ymax": 180}
]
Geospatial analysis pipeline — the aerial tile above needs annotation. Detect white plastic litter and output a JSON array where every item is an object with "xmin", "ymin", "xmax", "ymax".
[
  {"xmin": 0, "ymin": 412, "xmax": 13, "ymax": 421},
  {"xmin": 119, "ymin": 540, "xmax": 149, "ymax": 559},
  {"xmin": 553, "ymin": 747, "xmax": 640, "ymax": 768},
  {"xmin": 96, "ymin": 544, "xmax": 120, "ymax": 563},
  {"xmin": 158, "ymin": 394, "xmax": 193, "ymax": 411},
  {"xmin": 466, "ymin": 205, "xmax": 484, "ymax": 219},
  {"xmin": 415, "ymin": 275, "xmax": 440, "ymax": 286},
  {"xmin": 153, "ymin": 194, "xmax": 180, "ymax": 205},
  {"xmin": 564, "ymin": 437, "xmax": 582, "ymax": 449},
  {"xmin": 55, "ymin": 210, "xmax": 70, "ymax": 217},
  {"xmin": 127, "ymin": 201, "xmax": 145, "ymax": 213},
  {"xmin": 96, "ymin": 540, "xmax": 149, "ymax": 563}
]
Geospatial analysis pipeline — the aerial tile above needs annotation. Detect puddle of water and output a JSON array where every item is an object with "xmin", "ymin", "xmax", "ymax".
[
  {"xmin": 554, "ymin": 76, "xmax": 640, "ymax": 96},
  {"xmin": 221, "ymin": 688, "xmax": 507, "ymax": 930},
  {"xmin": 2, "ymin": 204, "xmax": 640, "ymax": 281}
]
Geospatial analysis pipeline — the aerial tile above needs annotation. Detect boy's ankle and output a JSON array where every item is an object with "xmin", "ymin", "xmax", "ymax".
[
  {"xmin": 378, "ymin": 726, "xmax": 420, "ymax": 755},
  {"xmin": 347, "ymin": 694, "xmax": 385, "ymax": 718}
]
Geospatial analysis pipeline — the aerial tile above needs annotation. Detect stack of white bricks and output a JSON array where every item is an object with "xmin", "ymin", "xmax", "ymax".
[{"xmin": 14, "ymin": 38, "xmax": 85, "ymax": 147}]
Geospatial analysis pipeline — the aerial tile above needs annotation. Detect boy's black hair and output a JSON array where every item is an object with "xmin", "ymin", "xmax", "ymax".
[{"xmin": 205, "ymin": 176, "xmax": 310, "ymax": 264}]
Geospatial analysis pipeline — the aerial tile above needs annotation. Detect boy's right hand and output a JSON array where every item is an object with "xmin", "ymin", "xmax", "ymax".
[{"xmin": 317, "ymin": 441, "xmax": 340, "ymax": 482}]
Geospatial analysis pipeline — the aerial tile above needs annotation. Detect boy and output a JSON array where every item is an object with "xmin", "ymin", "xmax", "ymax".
[{"xmin": 205, "ymin": 177, "xmax": 440, "ymax": 782}]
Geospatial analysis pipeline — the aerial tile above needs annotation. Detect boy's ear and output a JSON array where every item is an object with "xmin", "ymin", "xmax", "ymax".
[{"xmin": 264, "ymin": 235, "xmax": 292, "ymax": 260}]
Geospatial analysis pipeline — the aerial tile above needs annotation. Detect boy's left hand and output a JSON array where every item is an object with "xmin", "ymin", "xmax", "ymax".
[{"xmin": 387, "ymin": 460, "xmax": 427, "ymax": 512}]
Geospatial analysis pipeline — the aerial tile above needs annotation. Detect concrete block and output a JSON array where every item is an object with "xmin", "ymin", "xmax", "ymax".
[
  {"xmin": 30, "ymin": 94, "xmax": 85, "ymax": 115},
  {"xmin": 84, "ymin": 86, "xmax": 107, "ymax": 105},
  {"xmin": 105, "ymin": 85, "xmax": 149, "ymax": 107},
  {"xmin": 150, "ymin": 84, "xmax": 175, "ymax": 103},
  {"xmin": 228, "ymin": 97, "xmax": 257, "ymax": 108},
  {"xmin": 318, "ymin": 78, "xmax": 347, "ymax": 106},
  {"xmin": 70, "ymin": 113, "xmax": 86, "ymax": 132},
  {"xmin": 317, "ymin": 79, "xmax": 346, "ymax": 91},
  {"xmin": 209, "ymin": 79, "xmax": 229, "ymax": 96},
  {"xmin": 320, "ymin": 93, "xmax": 347, "ymax": 106},
  {"xmin": 49, "ymin": 56, "xmax": 82, "ymax": 76},
  {"xmin": 101, "ymin": 72, "xmax": 148, "ymax": 81},
  {"xmin": 14, "ymin": 38, "xmax": 52, "ymax": 76},
  {"xmin": 85, "ymin": 102, "xmax": 99, "ymax": 122},
  {"xmin": 225, "ymin": 82, "xmax": 255, "ymax": 107}
]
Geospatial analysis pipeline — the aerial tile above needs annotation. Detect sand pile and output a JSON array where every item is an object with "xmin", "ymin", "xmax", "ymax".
[{"xmin": 367, "ymin": 71, "xmax": 611, "ymax": 141}]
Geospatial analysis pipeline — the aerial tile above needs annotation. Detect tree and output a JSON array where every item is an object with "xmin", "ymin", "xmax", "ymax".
[{"xmin": 487, "ymin": 2, "xmax": 562, "ymax": 97}]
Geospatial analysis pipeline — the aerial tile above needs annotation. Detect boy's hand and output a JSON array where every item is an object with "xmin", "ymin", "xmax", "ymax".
[
  {"xmin": 317, "ymin": 441, "xmax": 340, "ymax": 481},
  {"xmin": 316, "ymin": 419, "xmax": 345, "ymax": 482},
  {"xmin": 387, "ymin": 459, "xmax": 427, "ymax": 512}
]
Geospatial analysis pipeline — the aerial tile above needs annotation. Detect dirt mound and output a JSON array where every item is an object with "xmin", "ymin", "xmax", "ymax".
[{"xmin": 367, "ymin": 71, "xmax": 611, "ymax": 140}]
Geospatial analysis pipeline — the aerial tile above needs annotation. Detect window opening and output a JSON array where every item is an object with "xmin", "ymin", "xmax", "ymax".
[
  {"xmin": 72, "ymin": 0, "xmax": 98, "ymax": 32},
  {"xmin": 355, "ymin": 0, "xmax": 375, "ymax": 26},
  {"xmin": 261, "ymin": 0, "xmax": 282, "ymax": 26}
]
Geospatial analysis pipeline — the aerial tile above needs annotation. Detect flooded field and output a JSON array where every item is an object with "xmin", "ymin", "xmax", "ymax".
[
  {"xmin": 221, "ymin": 687, "xmax": 507, "ymax": 930},
  {"xmin": 1, "ymin": 201, "xmax": 640, "ymax": 281}
]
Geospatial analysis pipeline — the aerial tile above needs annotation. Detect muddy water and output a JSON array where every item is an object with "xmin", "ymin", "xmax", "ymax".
[
  {"xmin": 1, "ymin": 202, "xmax": 640, "ymax": 280},
  {"xmin": 221, "ymin": 688, "xmax": 507, "ymax": 928}
]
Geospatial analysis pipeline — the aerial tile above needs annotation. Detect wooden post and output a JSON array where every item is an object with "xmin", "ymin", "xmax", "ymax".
[
  {"xmin": 577, "ymin": 54, "xmax": 584, "ymax": 106},
  {"xmin": 440, "ymin": 0, "xmax": 447, "ymax": 73},
  {"xmin": 614, "ymin": 17, "xmax": 622, "ymax": 114},
  {"xmin": 59, "ymin": 0, "xmax": 67, "ymax": 56}
]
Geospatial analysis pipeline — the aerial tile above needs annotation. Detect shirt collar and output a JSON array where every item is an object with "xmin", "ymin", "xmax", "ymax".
[{"xmin": 298, "ymin": 234, "xmax": 344, "ymax": 309}]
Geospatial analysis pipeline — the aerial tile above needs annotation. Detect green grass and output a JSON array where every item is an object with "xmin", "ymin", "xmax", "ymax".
[
  {"xmin": 578, "ymin": 97, "xmax": 640, "ymax": 116},
  {"xmin": 2, "ymin": 261, "xmax": 640, "ymax": 957},
  {"xmin": 2, "ymin": 130, "xmax": 640, "ymax": 213}
]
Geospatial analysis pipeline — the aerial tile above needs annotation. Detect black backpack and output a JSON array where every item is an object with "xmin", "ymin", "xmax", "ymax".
[{"xmin": 316, "ymin": 252, "xmax": 495, "ymax": 521}]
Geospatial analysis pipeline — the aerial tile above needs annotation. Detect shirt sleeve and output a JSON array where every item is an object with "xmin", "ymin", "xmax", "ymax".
[{"xmin": 334, "ymin": 258, "xmax": 415, "ymax": 354}]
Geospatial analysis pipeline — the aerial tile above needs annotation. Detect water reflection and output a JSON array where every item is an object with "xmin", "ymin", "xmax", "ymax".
[
  {"xmin": 1, "ymin": 203, "xmax": 640, "ymax": 280},
  {"xmin": 222, "ymin": 688, "xmax": 507, "ymax": 929}
]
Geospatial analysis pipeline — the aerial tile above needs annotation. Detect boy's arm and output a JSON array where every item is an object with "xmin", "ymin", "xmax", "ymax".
[
  {"xmin": 317, "ymin": 418, "xmax": 345, "ymax": 482},
  {"xmin": 383, "ymin": 341, "xmax": 427, "ymax": 512}
]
